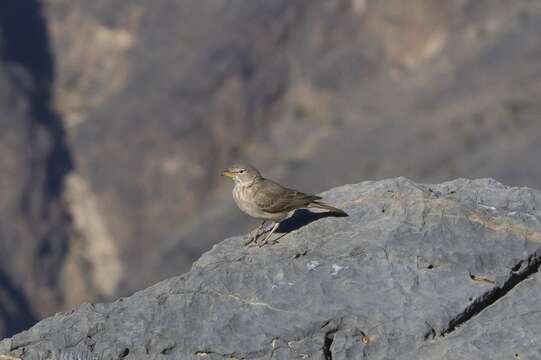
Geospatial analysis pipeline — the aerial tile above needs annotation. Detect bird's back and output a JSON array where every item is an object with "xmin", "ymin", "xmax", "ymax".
[{"xmin": 250, "ymin": 178, "xmax": 321, "ymax": 214}]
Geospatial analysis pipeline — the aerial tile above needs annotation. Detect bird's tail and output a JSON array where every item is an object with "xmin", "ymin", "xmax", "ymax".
[{"xmin": 309, "ymin": 201, "xmax": 348, "ymax": 216}]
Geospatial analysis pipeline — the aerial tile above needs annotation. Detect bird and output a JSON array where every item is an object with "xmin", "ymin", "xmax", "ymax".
[{"xmin": 222, "ymin": 163, "xmax": 348, "ymax": 246}]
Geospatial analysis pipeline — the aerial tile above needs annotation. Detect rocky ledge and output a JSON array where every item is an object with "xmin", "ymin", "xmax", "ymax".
[{"xmin": 1, "ymin": 178, "xmax": 541, "ymax": 360}]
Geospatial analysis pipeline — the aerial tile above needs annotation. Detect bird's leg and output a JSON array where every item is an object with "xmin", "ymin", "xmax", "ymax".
[
  {"xmin": 255, "ymin": 220, "xmax": 266, "ymax": 235},
  {"xmin": 258, "ymin": 221, "xmax": 274, "ymax": 234},
  {"xmin": 257, "ymin": 222, "xmax": 280, "ymax": 247},
  {"xmin": 243, "ymin": 220, "xmax": 266, "ymax": 246}
]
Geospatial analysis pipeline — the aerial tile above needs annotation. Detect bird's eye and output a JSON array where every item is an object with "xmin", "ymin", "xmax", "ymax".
[{"xmin": 239, "ymin": 169, "xmax": 245, "ymax": 173}]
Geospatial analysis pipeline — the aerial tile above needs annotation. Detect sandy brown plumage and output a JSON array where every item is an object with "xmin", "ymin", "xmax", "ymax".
[
  {"xmin": 222, "ymin": 163, "xmax": 348, "ymax": 246},
  {"xmin": 251, "ymin": 179, "xmax": 346, "ymax": 216}
]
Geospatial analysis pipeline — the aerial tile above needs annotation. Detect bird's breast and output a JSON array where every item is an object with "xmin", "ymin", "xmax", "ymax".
[
  {"xmin": 233, "ymin": 184, "xmax": 282, "ymax": 220},
  {"xmin": 232, "ymin": 184, "xmax": 254, "ymax": 214}
]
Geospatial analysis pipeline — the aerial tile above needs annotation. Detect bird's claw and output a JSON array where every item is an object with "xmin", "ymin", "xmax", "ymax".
[
  {"xmin": 242, "ymin": 233, "xmax": 258, "ymax": 246},
  {"xmin": 258, "ymin": 236, "xmax": 280, "ymax": 247},
  {"xmin": 257, "ymin": 239, "xmax": 271, "ymax": 247},
  {"xmin": 243, "ymin": 224, "xmax": 274, "ymax": 247},
  {"xmin": 256, "ymin": 231, "xmax": 279, "ymax": 248},
  {"xmin": 244, "ymin": 233, "xmax": 272, "ymax": 247},
  {"xmin": 243, "ymin": 229, "xmax": 264, "ymax": 247}
]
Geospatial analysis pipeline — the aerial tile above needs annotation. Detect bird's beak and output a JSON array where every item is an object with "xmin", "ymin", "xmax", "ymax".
[{"xmin": 221, "ymin": 170, "xmax": 235, "ymax": 178}]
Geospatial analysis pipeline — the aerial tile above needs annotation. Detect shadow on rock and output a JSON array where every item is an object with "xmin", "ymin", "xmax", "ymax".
[{"xmin": 277, "ymin": 208, "xmax": 348, "ymax": 234}]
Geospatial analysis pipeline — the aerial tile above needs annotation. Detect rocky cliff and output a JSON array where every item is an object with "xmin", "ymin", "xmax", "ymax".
[
  {"xmin": 1, "ymin": 178, "xmax": 540, "ymax": 360},
  {"xmin": 0, "ymin": 0, "xmax": 78, "ymax": 337},
  {"xmin": 3, "ymin": 0, "xmax": 541, "ymax": 339}
]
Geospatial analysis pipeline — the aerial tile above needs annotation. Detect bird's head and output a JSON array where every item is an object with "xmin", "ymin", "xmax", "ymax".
[{"xmin": 222, "ymin": 163, "xmax": 261, "ymax": 185}]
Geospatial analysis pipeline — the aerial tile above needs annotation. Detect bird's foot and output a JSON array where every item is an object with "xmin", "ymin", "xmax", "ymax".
[
  {"xmin": 258, "ymin": 232, "xmax": 288, "ymax": 247},
  {"xmin": 256, "ymin": 232, "xmax": 279, "ymax": 248},
  {"xmin": 257, "ymin": 238, "xmax": 273, "ymax": 247},
  {"xmin": 243, "ymin": 222, "xmax": 275, "ymax": 247},
  {"xmin": 243, "ymin": 228, "xmax": 265, "ymax": 247},
  {"xmin": 244, "ymin": 233, "xmax": 272, "ymax": 248},
  {"xmin": 242, "ymin": 233, "xmax": 258, "ymax": 246}
]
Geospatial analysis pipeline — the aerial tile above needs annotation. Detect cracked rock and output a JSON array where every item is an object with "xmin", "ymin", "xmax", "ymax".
[{"xmin": 1, "ymin": 178, "xmax": 541, "ymax": 359}]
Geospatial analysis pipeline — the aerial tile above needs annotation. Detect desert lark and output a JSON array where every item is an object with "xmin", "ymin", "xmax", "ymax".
[{"xmin": 222, "ymin": 163, "xmax": 347, "ymax": 246}]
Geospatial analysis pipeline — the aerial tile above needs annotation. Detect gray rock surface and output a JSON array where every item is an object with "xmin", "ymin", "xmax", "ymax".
[{"xmin": 1, "ymin": 177, "xmax": 540, "ymax": 359}]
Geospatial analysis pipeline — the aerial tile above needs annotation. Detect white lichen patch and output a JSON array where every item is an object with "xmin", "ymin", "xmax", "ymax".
[
  {"xmin": 331, "ymin": 264, "xmax": 344, "ymax": 276},
  {"xmin": 306, "ymin": 260, "xmax": 321, "ymax": 271}
]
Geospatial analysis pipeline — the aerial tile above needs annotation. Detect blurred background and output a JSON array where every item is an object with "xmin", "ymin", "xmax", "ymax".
[{"xmin": 1, "ymin": 0, "xmax": 541, "ymax": 338}]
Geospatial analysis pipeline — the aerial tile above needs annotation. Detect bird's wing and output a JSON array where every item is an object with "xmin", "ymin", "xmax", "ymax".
[{"xmin": 253, "ymin": 179, "xmax": 321, "ymax": 213}]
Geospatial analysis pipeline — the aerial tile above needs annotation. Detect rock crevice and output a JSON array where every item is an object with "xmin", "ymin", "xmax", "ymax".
[{"xmin": 439, "ymin": 248, "xmax": 541, "ymax": 338}]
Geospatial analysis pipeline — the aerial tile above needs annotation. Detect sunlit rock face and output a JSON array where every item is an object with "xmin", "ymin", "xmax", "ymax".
[{"xmin": 2, "ymin": 178, "xmax": 541, "ymax": 359}]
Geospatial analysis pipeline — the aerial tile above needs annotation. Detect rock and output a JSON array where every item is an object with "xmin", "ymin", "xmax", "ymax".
[{"xmin": 1, "ymin": 178, "xmax": 540, "ymax": 359}]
